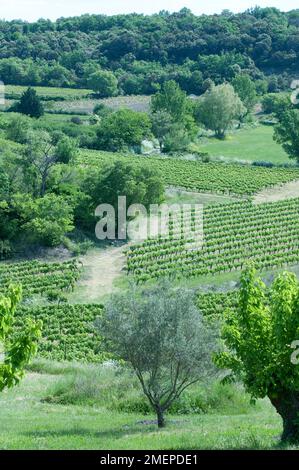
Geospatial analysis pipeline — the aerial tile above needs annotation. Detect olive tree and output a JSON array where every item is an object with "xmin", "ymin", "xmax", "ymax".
[
  {"xmin": 215, "ymin": 266, "xmax": 299, "ymax": 443},
  {"xmin": 0, "ymin": 285, "xmax": 41, "ymax": 390},
  {"xmin": 96, "ymin": 282, "xmax": 218, "ymax": 428}
]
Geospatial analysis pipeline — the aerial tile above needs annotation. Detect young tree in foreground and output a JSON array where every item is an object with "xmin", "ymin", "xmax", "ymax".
[
  {"xmin": 96, "ymin": 282, "xmax": 218, "ymax": 428},
  {"xmin": 0, "ymin": 285, "xmax": 42, "ymax": 391},
  {"xmin": 215, "ymin": 266, "xmax": 299, "ymax": 443}
]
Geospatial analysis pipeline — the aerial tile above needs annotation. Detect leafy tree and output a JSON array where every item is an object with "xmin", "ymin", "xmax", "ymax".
[
  {"xmin": 87, "ymin": 70, "xmax": 118, "ymax": 97},
  {"xmin": 215, "ymin": 266, "xmax": 299, "ymax": 443},
  {"xmin": 232, "ymin": 74, "xmax": 257, "ymax": 113},
  {"xmin": 262, "ymin": 93, "xmax": 292, "ymax": 115},
  {"xmin": 150, "ymin": 110, "xmax": 173, "ymax": 151},
  {"xmin": 0, "ymin": 285, "xmax": 42, "ymax": 391},
  {"xmin": 22, "ymin": 130, "xmax": 77, "ymax": 196},
  {"xmin": 15, "ymin": 193, "xmax": 74, "ymax": 246},
  {"xmin": 77, "ymin": 161, "xmax": 164, "ymax": 232},
  {"xmin": 53, "ymin": 134, "xmax": 79, "ymax": 164},
  {"xmin": 15, "ymin": 87, "xmax": 44, "ymax": 118},
  {"xmin": 96, "ymin": 109, "xmax": 152, "ymax": 152},
  {"xmin": 96, "ymin": 282, "xmax": 218, "ymax": 427},
  {"xmin": 93, "ymin": 161, "xmax": 164, "ymax": 208},
  {"xmin": 195, "ymin": 84, "xmax": 246, "ymax": 138},
  {"xmin": 6, "ymin": 115, "xmax": 32, "ymax": 144},
  {"xmin": 151, "ymin": 80, "xmax": 191, "ymax": 123},
  {"xmin": 274, "ymin": 109, "xmax": 299, "ymax": 163},
  {"xmin": 151, "ymin": 81, "xmax": 197, "ymax": 150},
  {"xmin": 45, "ymin": 63, "xmax": 74, "ymax": 87}
]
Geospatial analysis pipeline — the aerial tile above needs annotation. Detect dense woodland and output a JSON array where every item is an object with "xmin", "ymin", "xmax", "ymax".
[{"xmin": 0, "ymin": 7, "xmax": 298, "ymax": 94}]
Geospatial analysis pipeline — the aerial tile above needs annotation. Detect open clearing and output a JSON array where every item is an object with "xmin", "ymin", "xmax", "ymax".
[{"xmin": 199, "ymin": 125, "xmax": 289, "ymax": 164}]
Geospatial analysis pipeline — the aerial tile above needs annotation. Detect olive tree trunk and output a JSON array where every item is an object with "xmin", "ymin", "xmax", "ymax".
[{"xmin": 155, "ymin": 406, "xmax": 165, "ymax": 428}]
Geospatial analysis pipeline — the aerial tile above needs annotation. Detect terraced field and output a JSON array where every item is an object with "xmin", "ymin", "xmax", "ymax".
[
  {"xmin": 0, "ymin": 259, "xmax": 80, "ymax": 297},
  {"xmin": 126, "ymin": 198, "xmax": 299, "ymax": 282},
  {"xmin": 78, "ymin": 150, "xmax": 299, "ymax": 196},
  {"xmin": 15, "ymin": 304, "xmax": 104, "ymax": 362},
  {"xmin": 197, "ymin": 290, "xmax": 238, "ymax": 318}
]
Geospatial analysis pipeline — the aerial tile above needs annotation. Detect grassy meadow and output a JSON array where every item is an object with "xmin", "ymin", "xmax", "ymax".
[
  {"xmin": 5, "ymin": 85, "xmax": 93, "ymax": 101},
  {"xmin": 0, "ymin": 361, "xmax": 284, "ymax": 451},
  {"xmin": 199, "ymin": 125, "xmax": 289, "ymax": 164}
]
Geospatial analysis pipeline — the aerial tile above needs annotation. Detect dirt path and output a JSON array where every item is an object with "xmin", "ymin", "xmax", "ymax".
[
  {"xmin": 254, "ymin": 179, "xmax": 299, "ymax": 204},
  {"xmin": 72, "ymin": 245, "xmax": 127, "ymax": 303}
]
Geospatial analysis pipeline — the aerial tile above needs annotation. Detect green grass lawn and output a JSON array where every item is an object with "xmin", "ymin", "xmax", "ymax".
[
  {"xmin": 199, "ymin": 125, "xmax": 289, "ymax": 164},
  {"xmin": 0, "ymin": 362, "xmax": 287, "ymax": 450}
]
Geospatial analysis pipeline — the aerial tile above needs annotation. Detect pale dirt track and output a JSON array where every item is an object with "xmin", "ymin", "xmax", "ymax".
[
  {"xmin": 73, "ymin": 181, "xmax": 299, "ymax": 302},
  {"xmin": 74, "ymin": 245, "xmax": 127, "ymax": 302},
  {"xmin": 254, "ymin": 179, "xmax": 299, "ymax": 204}
]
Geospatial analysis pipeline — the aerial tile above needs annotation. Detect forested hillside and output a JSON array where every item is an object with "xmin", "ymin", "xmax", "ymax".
[{"xmin": 0, "ymin": 7, "xmax": 298, "ymax": 94}]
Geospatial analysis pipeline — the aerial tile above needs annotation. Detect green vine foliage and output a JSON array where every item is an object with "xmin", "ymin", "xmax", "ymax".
[{"xmin": 0, "ymin": 285, "xmax": 42, "ymax": 391}]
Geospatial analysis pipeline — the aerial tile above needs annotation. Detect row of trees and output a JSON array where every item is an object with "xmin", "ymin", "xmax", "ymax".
[
  {"xmin": 93, "ymin": 78, "xmax": 299, "ymax": 160},
  {"xmin": 0, "ymin": 56, "xmax": 291, "ymax": 97},
  {"xmin": 93, "ymin": 77, "xmax": 256, "ymax": 152},
  {"xmin": 11, "ymin": 79, "xmax": 253, "ymax": 152}
]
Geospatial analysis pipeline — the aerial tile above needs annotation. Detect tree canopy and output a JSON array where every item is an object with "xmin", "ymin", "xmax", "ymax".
[
  {"xmin": 215, "ymin": 266, "xmax": 299, "ymax": 443},
  {"xmin": 96, "ymin": 282, "xmax": 218, "ymax": 427},
  {"xmin": 0, "ymin": 8, "xmax": 297, "ymax": 94},
  {"xmin": 0, "ymin": 285, "xmax": 42, "ymax": 391},
  {"xmin": 195, "ymin": 84, "xmax": 246, "ymax": 138}
]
